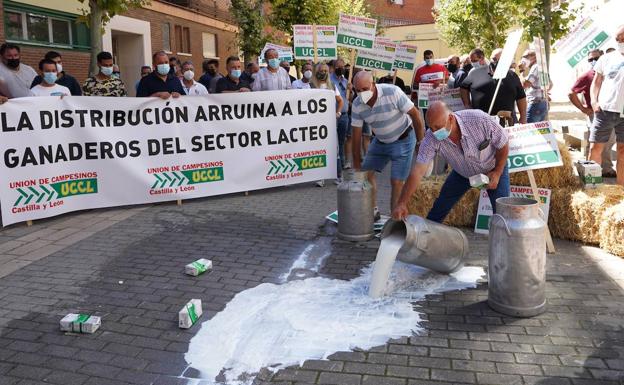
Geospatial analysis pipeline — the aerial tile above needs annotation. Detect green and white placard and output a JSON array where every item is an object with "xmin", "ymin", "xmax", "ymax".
[
  {"xmin": 393, "ymin": 43, "xmax": 418, "ymax": 71},
  {"xmin": 553, "ymin": 17, "xmax": 609, "ymax": 68},
  {"xmin": 506, "ymin": 121, "xmax": 563, "ymax": 173},
  {"xmin": 293, "ymin": 25, "xmax": 337, "ymax": 60},
  {"xmin": 259, "ymin": 43, "xmax": 294, "ymax": 65},
  {"xmin": 417, "ymin": 83, "xmax": 434, "ymax": 109},
  {"xmin": 474, "ymin": 186, "xmax": 551, "ymax": 234},
  {"xmin": 355, "ymin": 39, "xmax": 396, "ymax": 71},
  {"xmin": 337, "ymin": 13, "xmax": 377, "ymax": 50}
]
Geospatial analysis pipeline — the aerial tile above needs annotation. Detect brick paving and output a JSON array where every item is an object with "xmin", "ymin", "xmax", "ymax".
[{"xmin": 0, "ymin": 172, "xmax": 622, "ymax": 385}]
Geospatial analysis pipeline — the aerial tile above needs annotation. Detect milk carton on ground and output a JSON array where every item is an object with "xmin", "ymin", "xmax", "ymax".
[
  {"xmin": 575, "ymin": 160, "xmax": 602, "ymax": 188},
  {"xmin": 179, "ymin": 299, "xmax": 202, "ymax": 329},
  {"xmin": 185, "ymin": 258, "xmax": 212, "ymax": 276},
  {"xmin": 60, "ymin": 313, "xmax": 101, "ymax": 333},
  {"xmin": 469, "ymin": 174, "xmax": 490, "ymax": 189}
]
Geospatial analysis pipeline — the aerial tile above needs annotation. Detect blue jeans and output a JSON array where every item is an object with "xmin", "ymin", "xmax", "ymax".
[
  {"xmin": 336, "ymin": 114, "xmax": 349, "ymax": 177},
  {"xmin": 362, "ymin": 129, "xmax": 416, "ymax": 181},
  {"xmin": 527, "ymin": 99, "xmax": 547, "ymax": 123},
  {"xmin": 427, "ymin": 166, "xmax": 510, "ymax": 223}
]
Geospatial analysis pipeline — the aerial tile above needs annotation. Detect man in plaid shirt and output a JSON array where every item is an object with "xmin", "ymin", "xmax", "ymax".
[{"xmin": 393, "ymin": 101, "xmax": 510, "ymax": 222}]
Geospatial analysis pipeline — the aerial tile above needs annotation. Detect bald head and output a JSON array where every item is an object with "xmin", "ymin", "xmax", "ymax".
[
  {"xmin": 491, "ymin": 48, "xmax": 503, "ymax": 62},
  {"xmin": 354, "ymin": 70, "xmax": 373, "ymax": 92},
  {"xmin": 426, "ymin": 101, "xmax": 452, "ymax": 131}
]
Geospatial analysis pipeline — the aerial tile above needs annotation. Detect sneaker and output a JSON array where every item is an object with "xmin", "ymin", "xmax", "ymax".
[
  {"xmin": 316, "ymin": 180, "xmax": 325, "ymax": 187},
  {"xmin": 333, "ymin": 177, "xmax": 342, "ymax": 185},
  {"xmin": 373, "ymin": 206, "xmax": 381, "ymax": 221},
  {"xmin": 343, "ymin": 161, "xmax": 352, "ymax": 170}
]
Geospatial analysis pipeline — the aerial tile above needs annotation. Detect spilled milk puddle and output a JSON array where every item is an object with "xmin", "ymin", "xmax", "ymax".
[{"xmin": 183, "ymin": 236, "xmax": 484, "ymax": 384}]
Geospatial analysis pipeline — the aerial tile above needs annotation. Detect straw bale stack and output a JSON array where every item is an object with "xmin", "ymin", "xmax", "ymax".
[
  {"xmin": 407, "ymin": 176, "xmax": 479, "ymax": 227},
  {"xmin": 600, "ymin": 201, "xmax": 624, "ymax": 257},
  {"xmin": 510, "ymin": 141, "xmax": 579, "ymax": 189}
]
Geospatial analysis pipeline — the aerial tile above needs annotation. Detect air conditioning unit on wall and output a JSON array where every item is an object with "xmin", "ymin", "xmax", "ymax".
[{"xmin": 390, "ymin": 0, "xmax": 404, "ymax": 5}]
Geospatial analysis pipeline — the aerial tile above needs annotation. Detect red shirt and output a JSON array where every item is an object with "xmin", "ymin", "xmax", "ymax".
[
  {"xmin": 571, "ymin": 69, "xmax": 594, "ymax": 109},
  {"xmin": 413, "ymin": 63, "xmax": 448, "ymax": 88}
]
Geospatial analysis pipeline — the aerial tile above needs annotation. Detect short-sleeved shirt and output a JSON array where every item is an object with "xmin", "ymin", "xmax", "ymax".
[
  {"xmin": 413, "ymin": 63, "xmax": 448, "ymax": 88},
  {"xmin": 198, "ymin": 72, "xmax": 215, "ymax": 90},
  {"xmin": 31, "ymin": 72, "xmax": 82, "ymax": 96},
  {"xmin": 215, "ymin": 76, "xmax": 251, "ymax": 93},
  {"xmin": 416, "ymin": 109, "xmax": 508, "ymax": 178},
  {"xmin": 181, "ymin": 80, "xmax": 209, "ymax": 96},
  {"xmin": 82, "ymin": 76, "xmax": 127, "ymax": 97},
  {"xmin": 594, "ymin": 51, "xmax": 624, "ymax": 113},
  {"xmin": 251, "ymin": 67, "xmax": 292, "ymax": 91},
  {"xmin": 30, "ymin": 84, "xmax": 71, "ymax": 97},
  {"xmin": 137, "ymin": 72, "xmax": 186, "ymax": 97},
  {"xmin": 461, "ymin": 67, "xmax": 525, "ymax": 114},
  {"xmin": 0, "ymin": 62, "xmax": 37, "ymax": 98},
  {"xmin": 292, "ymin": 79, "xmax": 311, "ymax": 89},
  {"xmin": 351, "ymin": 83, "xmax": 415, "ymax": 143},
  {"xmin": 525, "ymin": 64, "xmax": 547, "ymax": 103},
  {"xmin": 570, "ymin": 69, "xmax": 594, "ymax": 109},
  {"xmin": 208, "ymin": 73, "xmax": 223, "ymax": 94}
]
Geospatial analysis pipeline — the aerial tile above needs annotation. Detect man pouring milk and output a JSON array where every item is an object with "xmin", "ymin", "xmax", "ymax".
[{"xmin": 392, "ymin": 101, "xmax": 511, "ymax": 222}]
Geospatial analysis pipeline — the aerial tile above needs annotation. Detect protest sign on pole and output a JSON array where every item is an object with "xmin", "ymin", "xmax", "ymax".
[
  {"xmin": 0, "ymin": 91, "xmax": 337, "ymax": 225},
  {"xmin": 533, "ymin": 37, "xmax": 550, "ymax": 89},
  {"xmin": 336, "ymin": 13, "xmax": 377, "ymax": 50},
  {"xmin": 474, "ymin": 186, "xmax": 551, "ymax": 234},
  {"xmin": 259, "ymin": 43, "xmax": 294, "ymax": 65},
  {"xmin": 293, "ymin": 25, "xmax": 337, "ymax": 61},
  {"xmin": 553, "ymin": 17, "xmax": 610, "ymax": 68},
  {"xmin": 489, "ymin": 29, "xmax": 524, "ymax": 115},
  {"xmin": 355, "ymin": 39, "xmax": 397, "ymax": 72},
  {"xmin": 428, "ymin": 86, "xmax": 465, "ymax": 112},
  {"xmin": 417, "ymin": 83, "xmax": 434, "ymax": 109},
  {"xmin": 506, "ymin": 121, "xmax": 563, "ymax": 173},
  {"xmin": 393, "ymin": 43, "xmax": 418, "ymax": 72}
]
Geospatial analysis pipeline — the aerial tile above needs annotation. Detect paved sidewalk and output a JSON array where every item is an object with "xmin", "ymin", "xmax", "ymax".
[{"xmin": 0, "ymin": 174, "xmax": 622, "ymax": 385}]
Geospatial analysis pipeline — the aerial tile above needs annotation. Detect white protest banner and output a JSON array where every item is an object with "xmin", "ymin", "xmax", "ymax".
[
  {"xmin": 493, "ymin": 29, "xmax": 523, "ymax": 80},
  {"xmin": 417, "ymin": 83, "xmax": 434, "ymax": 109},
  {"xmin": 0, "ymin": 91, "xmax": 337, "ymax": 225},
  {"xmin": 506, "ymin": 121, "xmax": 563, "ymax": 173},
  {"xmin": 533, "ymin": 37, "xmax": 550, "ymax": 88},
  {"xmin": 337, "ymin": 13, "xmax": 377, "ymax": 50},
  {"xmin": 293, "ymin": 25, "xmax": 337, "ymax": 61},
  {"xmin": 393, "ymin": 43, "xmax": 418, "ymax": 72},
  {"xmin": 355, "ymin": 38, "xmax": 397, "ymax": 72},
  {"xmin": 259, "ymin": 43, "xmax": 294, "ymax": 65},
  {"xmin": 474, "ymin": 186, "xmax": 551, "ymax": 234},
  {"xmin": 428, "ymin": 86, "xmax": 465, "ymax": 112},
  {"xmin": 553, "ymin": 17, "xmax": 609, "ymax": 68}
]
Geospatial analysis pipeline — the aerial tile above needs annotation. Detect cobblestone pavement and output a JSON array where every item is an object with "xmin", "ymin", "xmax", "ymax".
[{"xmin": 0, "ymin": 172, "xmax": 623, "ymax": 385}]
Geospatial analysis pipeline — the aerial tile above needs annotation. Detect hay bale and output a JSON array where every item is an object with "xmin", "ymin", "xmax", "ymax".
[
  {"xmin": 600, "ymin": 201, "xmax": 624, "ymax": 257},
  {"xmin": 548, "ymin": 185, "xmax": 624, "ymax": 245},
  {"xmin": 407, "ymin": 176, "xmax": 479, "ymax": 227},
  {"xmin": 510, "ymin": 141, "xmax": 580, "ymax": 189}
]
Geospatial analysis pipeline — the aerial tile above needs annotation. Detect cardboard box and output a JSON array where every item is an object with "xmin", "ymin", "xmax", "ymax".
[
  {"xmin": 179, "ymin": 299, "xmax": 202, "ymax": 329},
  {"xmin": 575, "ymin": 160, "xmax": 602, "ymax": 188},
  {"xmin": 60, "ymin": 313, "xmax": 101, "ymax": 334},
  {"xmin": 185, "ymin": 258, "xmax": 212, "ymax": 276},
  {"xmin": 469, "ymin": 174, "xmax": 490, "ymax": 189}
]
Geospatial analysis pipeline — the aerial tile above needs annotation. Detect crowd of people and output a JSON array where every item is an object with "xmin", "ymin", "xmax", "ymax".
[{"xmin": 0, "ymin": 24, "xmax": 622, "ymax": 211}]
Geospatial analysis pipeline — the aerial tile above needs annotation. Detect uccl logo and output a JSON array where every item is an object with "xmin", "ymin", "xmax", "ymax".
[
  {"xmin": 267, "ymin": 155, "xmax": 327, "ymax": 175},
  {"xmin": 13, "ymin": 178, "xmax": 98, "ymax": 207}
]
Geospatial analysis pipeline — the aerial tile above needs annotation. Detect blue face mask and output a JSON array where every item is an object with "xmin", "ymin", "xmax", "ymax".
[
  {"xmin": 471, "ymin": 61, "xmax": 483, "ymax": 70},
  {"xmin": 157, "ymin": 63, "xmax": 170, "ymax": 76},
  {"xmin": 230, "ymin": 69, "xmax": 242, "ymax": 78},
  {"xmin": 425, "ymin": 59, "xmax": 433, "ymax": 66},
  {"xmin": 100, "ymin": 66, "xmax": 113, "ymax": 76},
  {"xmin": 433, "ymin": 126, "xmax": 451, "ymax": 141},
  {"xmin": 43, "ymin": 72, "xmax": 57, "ymax": 84},
  {"xmin": 268, "ymin": 58, "xmax": 280, "ymax": 69}
]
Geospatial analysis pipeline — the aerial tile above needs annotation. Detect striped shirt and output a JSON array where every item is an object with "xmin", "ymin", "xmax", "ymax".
[
  {"xmin": 351, "ymin": 84, "xmax": 415, "ymax": 143},
  {"xmin": 251, "ymin": 67, "xmax": 292, "ymax": 91},
  {"xmin": 416, "ymin": 109, "xmax": 508, "ymax": 178}
]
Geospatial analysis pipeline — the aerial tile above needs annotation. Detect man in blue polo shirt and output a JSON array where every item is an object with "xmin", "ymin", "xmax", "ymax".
[
  {"xmin": 352, "ymin": 70, "xmax": 425, "ymax": 215},
  {"xmin": 137, "ymin": 51, "xmax": 185, "ymax": 98}
]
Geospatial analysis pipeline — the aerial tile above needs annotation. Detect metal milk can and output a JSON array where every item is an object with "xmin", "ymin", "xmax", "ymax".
[
  {"xmin": 381, "ymin": 215, "xmax": 468, "ymax": 274},
  {"xmin": 337, "ymin": 170, "xmax": 374, "ymax": 241},
  {"xmin": 488, "ymin": 197, "xmax": 546, "ymax": 317}
]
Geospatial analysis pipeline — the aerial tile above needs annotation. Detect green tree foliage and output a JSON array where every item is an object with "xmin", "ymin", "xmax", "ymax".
[
  {"xmin": 78, "ymin": 0, "xmax": 149, "ymax": 75},
  {"xmin": 230, "ymin": 0, "xmax": 267, "ymax": 64},
  {"xmin": 434, "ymin": 0, "xmax": 572, "ymax": 61}
]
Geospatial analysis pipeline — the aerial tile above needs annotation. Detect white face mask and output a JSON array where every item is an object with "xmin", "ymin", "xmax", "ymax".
[
  {"xmin": 359, "ymin": 89, "xmax": 374, "ymax": 104},
  {"xmin": 56, "ymin": 63, "xmax": 63, "ymax": 73},
  {"xmin": 183, "ymin": 70, "xmax": 194, "ymax": 81},
  {"xmin": 619, "ymin": 42, "xmax": 624, "ymax": 54},
  {"xmin": 303, "ymin": 70, "xmax": 312, "ymax": 80},
  {"xmin": 319, "ymin": 83, "xmax": 328, "ymax": 89}
]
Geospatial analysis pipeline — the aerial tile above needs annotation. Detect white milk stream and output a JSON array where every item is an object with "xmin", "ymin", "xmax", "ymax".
[
  {"xmin": 368, "ymin": 233, "xmax": 405, "ymax": 298},
  {"xmin": 184, "ymin": 240, "xmax": 484, "ymax": 385}
]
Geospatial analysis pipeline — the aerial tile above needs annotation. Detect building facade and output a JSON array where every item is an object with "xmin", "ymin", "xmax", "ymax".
[
  {"xmin": 0, "ymin": 0, "xmax": 238, "ymax": 95},
  {"xmin": 368, "ymin": 0, "xmax": 435, "ymax": 27}
]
